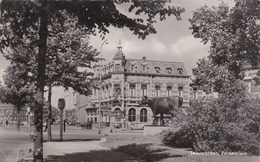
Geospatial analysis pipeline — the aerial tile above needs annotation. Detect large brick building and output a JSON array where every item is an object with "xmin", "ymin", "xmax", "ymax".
[
  {"xmin": 75, "ymin": 46, "xmax": 205, "ymax": 128},
  {"xmin": 0, "ymin": 101, "xmax": 27, "ymax": 125}
]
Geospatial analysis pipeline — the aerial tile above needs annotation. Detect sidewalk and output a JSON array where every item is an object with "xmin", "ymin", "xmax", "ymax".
[
  {"xmin": 17, "ymin": 140, "xmax": 110, "ymax": 162},
  {"xmin": 16, "ymin": 126, "xmax": 142, "ymax": 162}
]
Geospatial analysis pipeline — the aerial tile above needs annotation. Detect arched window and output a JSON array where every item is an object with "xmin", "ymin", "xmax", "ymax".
[
  {"xmin": 167, "ymin": 86, "xmax": 172, "ymax": 97},
  {"xmin": 128, "ymin": 108, "xmax": 136, "ymax": 122},
  {"xmin": 155, "ymin": 86, "xmax": 160, "ymax": 97},
  {"xmin": 178, "ymin": 86, "xmax": 183, "ymax": 97},
  {"xmin": 140, "ymin": 108, "xmax": 148, "ymax": 122},
  {"xmin": 130, "ymin": 84, "xmax": 136, "ymax": 97},
  {"xmin": 141, "ymin": 85, "xmax": 147, "ymax": 96}
]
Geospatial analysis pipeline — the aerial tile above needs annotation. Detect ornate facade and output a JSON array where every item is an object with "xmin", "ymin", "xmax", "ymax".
[{"xmin": 84, "ymin": 46, "xmax": 199, "ymax": 128}]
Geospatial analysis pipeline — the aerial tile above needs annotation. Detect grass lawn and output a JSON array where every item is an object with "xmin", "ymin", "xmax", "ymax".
[{"xmin": 100, "ymin": 132, "xmax": 260, "ymax": 162}]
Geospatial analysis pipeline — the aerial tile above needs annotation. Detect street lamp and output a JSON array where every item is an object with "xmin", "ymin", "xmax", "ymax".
[{"xmin": 98, "ymin": 39, "xmax": 108, "ymax": 134}]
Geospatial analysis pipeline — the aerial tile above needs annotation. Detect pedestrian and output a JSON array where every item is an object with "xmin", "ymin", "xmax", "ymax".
[
  {"xmin": 6, "ymin": 120, "xmax": 8, "ymax": 126},
  {"xmin": 64, "ymin": 120, "xmax": 66, "ymax": 132},
  {"xmin": 44, "ymin": 121, "xmax": 48, "ymax": 132}
]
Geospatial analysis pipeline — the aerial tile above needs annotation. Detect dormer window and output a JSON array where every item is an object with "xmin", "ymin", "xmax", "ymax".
[
  {"xmin": 130, "ymin": 60, "xmax": 136, "ymax": 72},
  {"xmin": 155, "ymin": 67, "xmax": 160, "ymax": 73},
  {"xmin": 166, "ymin": 67, "xmax": 172, "ymax": 74},
  {"xmin": 130, "ymin": 65, "xmax": 135, "ymax": 71},
  {"xmin": 177, "ymin": 68, "xmax": 183, "ymax": 74}
]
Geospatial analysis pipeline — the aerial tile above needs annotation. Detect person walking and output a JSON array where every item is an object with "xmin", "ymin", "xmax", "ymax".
[{"xmin": 44, "ymin": 120, "xmax": 48, "ymax": 132}]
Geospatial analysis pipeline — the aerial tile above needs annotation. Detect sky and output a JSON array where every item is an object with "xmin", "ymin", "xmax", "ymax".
[{"xmin": 0, "ymin": 0, "xmax": 235, "ymax": 108}]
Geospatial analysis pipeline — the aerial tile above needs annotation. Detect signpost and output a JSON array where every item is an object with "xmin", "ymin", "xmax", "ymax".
[{"xmin": 58, "ymin": 98, "xmax": 65, "ymax": 141}]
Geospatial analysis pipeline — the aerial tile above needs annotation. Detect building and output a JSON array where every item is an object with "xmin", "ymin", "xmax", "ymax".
[
  {"xmin": 74, "ymin": 45, "xmax": 201, "ymax": 128},
  {"xmin": 0, "ymin": 101, "xmax": 27, "ymax": 125},
  {"xmin": 243, "ymin": 65, "xmax": 260, "ymax": 98}
]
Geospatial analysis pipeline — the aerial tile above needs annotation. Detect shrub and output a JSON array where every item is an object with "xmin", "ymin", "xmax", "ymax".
[
  {"xmin": 162, "ymin": 97, "xmax": 260, "ymax": 155},
  {"xmin": 162, "ymin": 125, "xmax": 194, "ymax": 148}
]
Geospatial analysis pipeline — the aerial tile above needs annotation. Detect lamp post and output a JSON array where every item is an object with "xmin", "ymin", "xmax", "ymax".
[
  {"xmin": 58, "ymin": 98, "xmax": 65, "ymax": 140},
  {"xmin": 98, "ymin": 39, "xmax": 108, "ymax": 134}
]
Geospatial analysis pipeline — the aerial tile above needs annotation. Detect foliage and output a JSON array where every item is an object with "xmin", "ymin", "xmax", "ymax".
[
  {"xmin": 162, "ymin": 125, "xmax": 194, "ymax": 149},
  {"xmin": 0, "ymin": 64, "xmax": 35, "ymax": 108},
  {"xmin": 0, "ymin": 63, "xmax": 35, "ymax": 131},
  {"xmin": 1, "ymin": 1, "xmax": 185, "ymax": 161},
  {"xmin": 162, "ymin": 97, "xmax": 260, "ymax": 155},
  {"xmin": 64, "ymin": 108, "xmax": 77, "ymax": 124},
  {"xmin": 190, "ymin": 1, "xmax": 260, "ymax": 77},
  {"xmin": 192, "ymin": 58, "xmax": 249, "ymax": 95},
  {"xmin": 46, "ymin": 12, "xmax": 99, "ymax": 95}
]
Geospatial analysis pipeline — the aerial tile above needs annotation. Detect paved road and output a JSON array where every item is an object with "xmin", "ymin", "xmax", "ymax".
[
  {"xmin": 0, "ymin": 124, "xmax": 101, "ymax": 162},
  {"xmin": 0, "ymin": 124, "xmax": 136, "ymax": 162},
  {"xmin": 0, "ymin": 125, "xmax": 32, "ymax": 162}
]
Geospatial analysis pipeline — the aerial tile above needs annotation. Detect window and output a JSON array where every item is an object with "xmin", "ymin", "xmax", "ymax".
[
  {"xmin": 115, "ymin": 108, "xmax": 122, "ymax": 122},
  {"xmin": 130, "ymin": 60, "xmax": 136, "ymax": 72},
  {"xmin": 115, "ymin": 108, "xmax": 121, "ymax": 116},
  {"xmin": 177, "ymin": 68, "xmax": 183, "ymax": 74},
  {"xmin": 166, "ymin": 67, "xmax": 172, "ymax": 74},
  {"xmin": 155, "ymin": 67, "xmax": 160, "ymax": 73},
  {"xmin": 155, "ymin": 86, "xmax": 160, "ymax": 97},
  {"xmin": 140, "ymin": 108, "xmax": 148, "ymax": 122},
  {"xmin": 131, "ymin": 65, "xmax": 135, "ymax": 71},
  {"xmin": 130, "ymin": 84, "xmax": 136, "ymax": 97},
  {"xmin": 167, "ymin": 86, "xmax": 172, "ymax": 97},
  {"xmin": 141, "ymin": 85, "xmax": 147, "ymax": 96},
  {"xmin": 193, "ymin": 88, "xmax": 198, "ymax": 99},
  {"xmin": 115, "ymin": 64, "xmax": 120, "ymax": 71},
  {"xmin": 178, "ymin": 87, "xmax": 183, "ymax": 97},
  {"xmin": 142, "ymin": 65, "xmax": 146, "ymax": 72},
  {"xmin": 128, "ymin": 108, "xmax": 136, "ymax": 122},
  {"xmin": 114, "ymin": 84, "xmax": 121, "ymax": 97}
]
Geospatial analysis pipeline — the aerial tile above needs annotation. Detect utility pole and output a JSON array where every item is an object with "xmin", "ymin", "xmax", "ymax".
[{"xmin": 98, "ymin": 39, "xmax": 108, "ymax": 134}]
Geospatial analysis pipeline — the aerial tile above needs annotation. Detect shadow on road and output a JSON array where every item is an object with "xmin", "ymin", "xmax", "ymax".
[
  {"xmin": 43, "ymin": 139, "xmax": 99, "ymax": 142},
  {"xmin": 45, "ymin": 144, "xmax": 183, "ymax": 162}
]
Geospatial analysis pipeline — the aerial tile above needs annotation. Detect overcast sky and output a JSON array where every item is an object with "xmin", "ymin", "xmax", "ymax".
[{"xmin": 0, "ymin": 0, "xmax": 235, "ymax": 108}]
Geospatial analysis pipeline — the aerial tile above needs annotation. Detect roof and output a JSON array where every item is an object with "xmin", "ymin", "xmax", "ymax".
[
  {"xmin": 113, "ymin": 46, "xmax": 125, "ymax": 60},
  {"xmin": 124, "ymin": 58, "xmax": 188, "ymax": 76}
]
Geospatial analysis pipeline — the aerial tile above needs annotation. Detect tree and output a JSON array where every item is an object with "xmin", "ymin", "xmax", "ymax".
[
  {"xmin": 64, "ymin": 108, "xmax": 77, "ymax": 125},
  {"xmin": 0, "ymin": 64, "xmax": 35, "ymax": 132},
  {"xmin": 189, "ymin": 0, "xmax": 260, "ymax": 80},
  {"xmin": 45, "ymin": 12, "xmax": 99, "ymax": 141},
  {"xmin": 1, "ymin": 1, "xmax": 184, "ymax": 161},
  {"xmin": 192, "ymin": 57, "xmax": 248, "ymax": 98}
]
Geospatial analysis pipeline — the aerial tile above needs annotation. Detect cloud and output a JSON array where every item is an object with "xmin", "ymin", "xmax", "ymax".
[
  {"xmin": 122, "ymin": 37, "xmax": 168, "ymax": 59},
  {"xmin": 168, "ymin": 36, "xmax": 210, "ymax": 74},
  {"xmin": 170, "ymin": 35, "xmax": 206, "ymax": 55},
  {"xmin": 0, "ymin": 69, "xmax": 4, "ymax": 84}
]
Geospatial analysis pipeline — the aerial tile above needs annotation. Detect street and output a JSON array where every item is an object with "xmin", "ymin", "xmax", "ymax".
[
  {"xmin": 0, "ymin": 124, "xmax": 109, "ymax": 162},
  {"xmin": 0, "ymin": 125, "xmax": 32, "ymax": 162}
]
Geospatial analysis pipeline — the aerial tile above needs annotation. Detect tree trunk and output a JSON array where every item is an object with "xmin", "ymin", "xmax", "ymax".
[
  {"xmin": 16, "ymin": 108, "xmax": 21, "ymax": 132},
  {"xmin": 47, "ymin": 83, "xmax": 52, "ymax": 141},
  {"xmin": 34, "ymin": 2, "xmax": 48, "ymax": 162}
]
